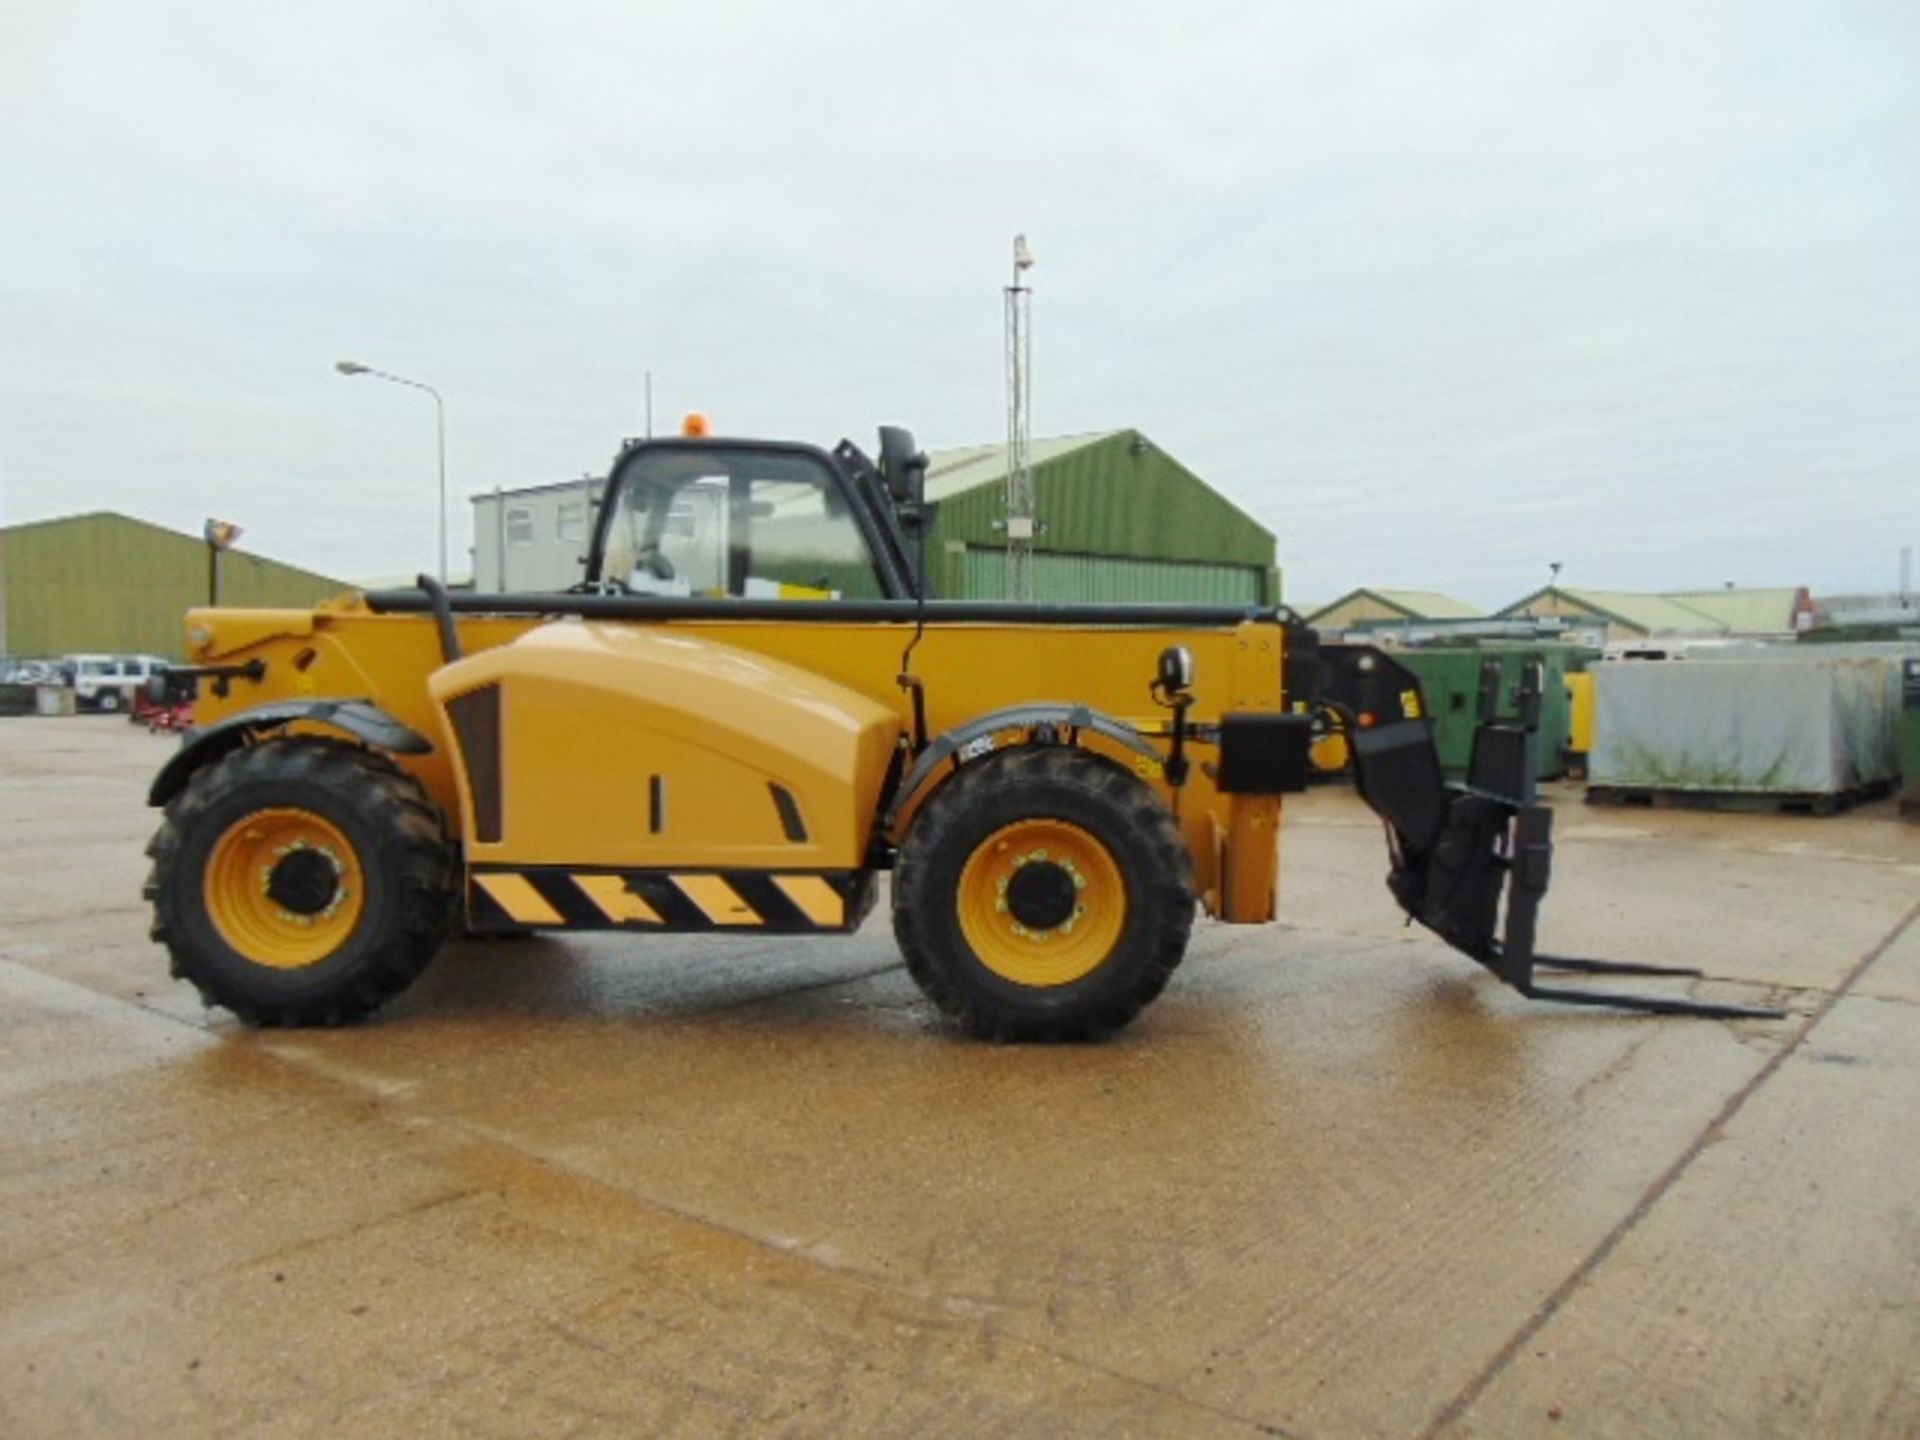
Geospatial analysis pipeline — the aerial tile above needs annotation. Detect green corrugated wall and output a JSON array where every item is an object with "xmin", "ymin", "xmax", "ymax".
[
  {"xmin": 944, "ymin": 547, "xmax": 1265, "ymax": 606},
  {"xmin": 929, "ymin": 432, "xmax": 1276, "ymax": 590},
  {"xmin": 2, "ymin": 513, "xmax": 346, "ymax": 661}
]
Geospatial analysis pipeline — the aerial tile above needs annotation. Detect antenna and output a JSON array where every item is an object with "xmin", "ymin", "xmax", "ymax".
[
  {"xmin": 1004, "ymin": 234, "xmax": 1036, "ymax": 601},
  {"xmin": 645, "ymin": 370, "xmax": 653, "ymax": 439}
]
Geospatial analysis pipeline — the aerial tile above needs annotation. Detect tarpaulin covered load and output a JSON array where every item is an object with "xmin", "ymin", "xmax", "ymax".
[{"xmin": 1591, "ymin": 656, "xmax": 1900, "ymax": 796}]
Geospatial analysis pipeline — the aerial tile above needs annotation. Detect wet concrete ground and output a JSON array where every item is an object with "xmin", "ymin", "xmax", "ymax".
[{"xmin": 3, "ymin": 717, "xmax": 1917, "ymax": 1437}]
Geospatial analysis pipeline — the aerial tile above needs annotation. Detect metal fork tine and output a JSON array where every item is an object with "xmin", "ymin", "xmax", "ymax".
[
  {"xmin": 1520, "ymin": 983, "xmax": 1786, "ymax": 1021},
  {"xmin": 1534, "ymin": 955, "xmax": 1705, "ymax": 979}
]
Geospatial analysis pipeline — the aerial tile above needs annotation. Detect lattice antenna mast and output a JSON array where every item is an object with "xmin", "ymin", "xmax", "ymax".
[{"xmin": 1003, "ymin": 234, "xmax": 1036, "ymax": 601}]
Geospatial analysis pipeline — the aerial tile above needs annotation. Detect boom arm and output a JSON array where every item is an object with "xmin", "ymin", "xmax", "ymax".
[{"xmin": 1292, "ymin": 632, "xmax": 1782, "ymax": 1020}]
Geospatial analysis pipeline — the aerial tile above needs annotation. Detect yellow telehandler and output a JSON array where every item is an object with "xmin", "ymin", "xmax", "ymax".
[{"xmin": 143, "ymin": 426, "xmax": 1776, "ymax": 1036}]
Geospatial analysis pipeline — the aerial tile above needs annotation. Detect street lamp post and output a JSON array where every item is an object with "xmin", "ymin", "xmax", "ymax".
[
  {"xmin": 204, "ymin": 519, "xmax": 243, "ymax": 605},
  {"xmin": 335, "ymin": 360, "xmax": 448, "ymax": 582}
]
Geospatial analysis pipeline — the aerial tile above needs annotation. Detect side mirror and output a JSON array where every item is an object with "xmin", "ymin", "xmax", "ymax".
[
  {"xmin": 877, "ymin": 425, "xmax": 927, "ymax": 510},
  {"xmin": 1154, "ymin": 646, "xmax": 1196, "ymax": 786},
  {"xmin": 1157, "ymin": 645, "xmax": 1195, "ymax": 696}
]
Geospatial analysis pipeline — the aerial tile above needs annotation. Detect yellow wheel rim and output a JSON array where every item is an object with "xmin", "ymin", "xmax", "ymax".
[
  {"xmin": 203, "ymin": 808, "xmax": 365, "ymax": 969},
  {"xmin": 957, "ymin": 818, "xmax": 1127, "ymax": 988}
]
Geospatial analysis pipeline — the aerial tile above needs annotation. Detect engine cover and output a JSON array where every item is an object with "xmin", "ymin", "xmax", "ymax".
[{"xmin": 427, "ymin": 621, "xmax": 903, "ymax": 871}]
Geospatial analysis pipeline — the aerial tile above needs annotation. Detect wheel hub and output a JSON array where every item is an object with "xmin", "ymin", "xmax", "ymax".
[
  {"xmin": 265, "ymin": 845, "xmax": 343, "ymax": 917},
  {"xmin": 958, "ymin": 819, "xmax": 1124, "ymax": 988},
  {"xmin": 1004, "ymin": 859, "xmax": 1078, "ymax": 931},
  {"xmin": 205, "ymin": 806, "xmax": 365, "ymax": 969},
  {"xmin": 992, "ymin": 847, "xmax": 1091, "ymax": 941}
]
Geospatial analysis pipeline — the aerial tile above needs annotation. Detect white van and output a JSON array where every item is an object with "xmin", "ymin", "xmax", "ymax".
[{"xmin": 66, "ymin": 654, "xmax": 169, "ymax": 713}]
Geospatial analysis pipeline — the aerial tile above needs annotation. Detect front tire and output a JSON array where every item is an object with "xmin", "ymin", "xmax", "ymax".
[
  {"xmin": 145, "ymin": 738, "xmax": 455, "ymax": 1025},
  {"xmin": 893, "ymin": 746, "xmax": 1194, "ymax": 1041}
]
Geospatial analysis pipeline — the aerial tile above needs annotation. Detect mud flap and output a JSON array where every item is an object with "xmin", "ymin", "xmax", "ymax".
[{"xmin": 1318, "ymin": 643, "xmax": 1782, "ymax": 1020}]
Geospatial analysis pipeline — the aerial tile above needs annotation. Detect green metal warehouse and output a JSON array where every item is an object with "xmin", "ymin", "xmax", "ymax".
[
  {"xmin": 924, "ymin": 430, "xmax": 1278, "ymax": 605},
  {"xmin": 1, "ymin": 513, "xmax": 345, "ymax": 662}
]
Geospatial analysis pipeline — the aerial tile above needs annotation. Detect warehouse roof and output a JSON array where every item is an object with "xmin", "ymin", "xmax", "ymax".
[
  {"xmin": 923, "ymin": 431, "xmax": 1122, "ymax": 503},
  {"xmin": 0, "ymin": 511, "xmax": 348, "ymax": 660},
  {"xmin": 470, "ymin": 474, "xmax": 603, "ymax": 502},
  {"xmin": 1501, "ymin": 587, "xmax": 1712, "ymax": 634},
  {"xmin": 1, "ymin": 510, "xmax": 342, "ymax": 589},
  {"xmin": 1817, "ymin": 593, "xmax": 1920, "ymax": 626},
  {"xmin": 1498, "ymin": 586, "xmax": 1805, "ymax": 636},
  {"xmin": 1308, "ymin": 588, "xmax": 1485, "ymax": 623},
  {"xmin": 1659, "ymin": 588, "xmax": 1805, "ymax": 634},
  {"xmin": 943, "ymin": 429, "xmax": 1277, "ymax": 570},
  {"xmin": 921, "ymin": 428, "xmax": 1276, "ymax": 564},
  {"xmin": 1369, "ymin": 589, "xmax": 1484, "ymax": 619}
]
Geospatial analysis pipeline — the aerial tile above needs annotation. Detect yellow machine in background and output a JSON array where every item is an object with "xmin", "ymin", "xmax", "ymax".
[
  {"xmin": 1565, "ymin": 670, "xmax": 1596, "ymax": 777},
  {"xmin": 142, "ymin": 426, "xmax": 1778, "ymax": 1033},
  {"xmin": 1309, "ymin": 722, "xmax": 1352, "ymax": 775}
]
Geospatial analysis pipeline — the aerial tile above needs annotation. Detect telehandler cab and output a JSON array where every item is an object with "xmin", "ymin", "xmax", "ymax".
[{"xmin": 144, "ymin": 426, "xmax": 1778, "ymax": 1036}]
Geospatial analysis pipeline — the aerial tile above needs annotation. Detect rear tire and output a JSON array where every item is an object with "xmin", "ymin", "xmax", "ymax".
[
  {"xmin": 145, "ymin": 738, "xmax": 455, "ymax": 1025},
  {"xmin": 893, "ymin": 746, "xmax": 1194, "ymax": 1041}
]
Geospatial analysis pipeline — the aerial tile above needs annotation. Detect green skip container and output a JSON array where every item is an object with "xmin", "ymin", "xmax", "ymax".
[{"xmin": 1395, "ymin": 644, "xmax": 1586, "ymax": 781}]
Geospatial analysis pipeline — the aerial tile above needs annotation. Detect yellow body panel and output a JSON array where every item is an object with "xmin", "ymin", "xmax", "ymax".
[
  {"xmin": 1223, "ymin": 795, "xmax": 1281, "ymax": 921},
  {"xmin": 427, "ymin": 622, "xmax": 900, "ymax": 871},
  {"xmin": 182, "ymin": 596, "xmax": 1289, "ymax": 921},
  {"xmin": 190, "ymin": 595, "xmax": 537, "ymax": 829}
]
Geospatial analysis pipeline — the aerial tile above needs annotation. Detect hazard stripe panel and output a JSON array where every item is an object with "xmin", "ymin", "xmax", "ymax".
[
  {"xmin": 572, "ymin": 874, "xmax": 664, "ymax": 925},
  {"xmin": 473, "ymin": 873, "xmax": 566, "ymax": 927},
  {"xmin": 770, "ymin": 874, "xmax": 845, "ymax": 928},
  {"xmin": 673, "ymin": 875, "xmax": 762, "ymax": 927},
  {"xmin": 466, "ymin": 868, "xmax": 869, "ymax": 935}
]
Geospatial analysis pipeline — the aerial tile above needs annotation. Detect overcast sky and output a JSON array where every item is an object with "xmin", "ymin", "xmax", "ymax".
[{"xmin": 2, "ymin": 1, "xmax": 1914, "ymax": 605}]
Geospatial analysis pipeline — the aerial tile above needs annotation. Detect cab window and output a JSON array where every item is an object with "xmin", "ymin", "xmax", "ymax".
[{"xmin": 599, "ymin": 447, "xmax": 886, "ymax": 600}]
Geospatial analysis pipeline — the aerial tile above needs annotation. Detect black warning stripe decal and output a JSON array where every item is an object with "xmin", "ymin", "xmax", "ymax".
[
  {"xmin": 725, "ymin": 871, "xmax": 808, "ymax": 929},
  {"xmin": 523, "ymin": 870, "xmax": 608, "ymax": 928},
  {"xmin": 467, "ymin": 877, "xmax": 519, "ymax": 930},
  {"xmin": 625, "ymin": 873, "xmax": 709, "ymax": 928},
  {"xmin": 466, "ymin": 867, "xmax": 866, "ymax": 934}
]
